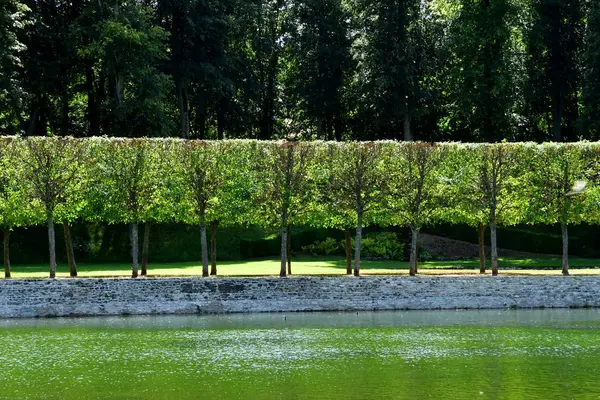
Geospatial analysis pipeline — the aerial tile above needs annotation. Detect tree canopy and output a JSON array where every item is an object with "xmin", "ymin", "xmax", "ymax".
[{"xmin": 1, "ymin": 0, "xmax": 598, "ymax": 141}]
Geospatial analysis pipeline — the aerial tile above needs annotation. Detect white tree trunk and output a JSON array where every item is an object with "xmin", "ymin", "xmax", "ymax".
[
  {"xmin": 478, "ymin": 224, "xmax": 486, "ymax": 274},
  {"xmin": 201, "ymin": 221, "xmax": 209, "ymax": 277},
  {"xmin": 3, "ymin": 228, "xmax": 9, "ymax": 279},
  {"xmin": 561, "ymin": 222, "xmax": 569, "ymax": 276},
  {"xmin": 490, "ymin": 221, "xmax": 498, "ymax": 276},
  {"xmin": 354, "ymin": 212, "xmax": 363, "ymax": 277},
  {"xmin": 131, "ymin": 222, "xmax": 139, "ymax": 278},
  {"xmin": 48, "ymin": 216, "xmax": 56, "ymax": 279},
  {"xmin": 280, "ymin": 224, "xmax": 287, "ymax": 277},
  {"xmin": 403, "ymin": 114, "xmax": 412, "ymax": 141},
  {"xmin": 409, "ymin": 227, "xmax": 419, "ymax": 276}
]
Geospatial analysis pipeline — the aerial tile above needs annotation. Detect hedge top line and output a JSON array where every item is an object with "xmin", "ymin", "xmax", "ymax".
[{"xmin": 3, "ymin": 136, "xmax": 600, "ymax": 149}]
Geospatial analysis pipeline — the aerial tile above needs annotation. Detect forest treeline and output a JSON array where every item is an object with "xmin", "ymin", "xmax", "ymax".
[
  {"xmin": 0, "ymin": 137, "xmax": 598, "ymax": 279},
  {"xmin": 1, "ymin": 0, "xmax": 600, "ymax": 142}
]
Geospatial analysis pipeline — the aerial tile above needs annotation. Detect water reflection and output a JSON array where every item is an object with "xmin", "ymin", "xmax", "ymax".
[
  {"xmin": 1, "ymin": 309, "xmax": 600, "ymax": 329},
  {"xmin": 0, "ymin": 310, "xmax": 599, "ymax": 399}
]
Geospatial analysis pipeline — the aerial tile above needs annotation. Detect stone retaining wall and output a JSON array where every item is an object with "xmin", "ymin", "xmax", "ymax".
[{"xmin": 0, "ymin": 276, "xmax": 599, "ymax": 318}]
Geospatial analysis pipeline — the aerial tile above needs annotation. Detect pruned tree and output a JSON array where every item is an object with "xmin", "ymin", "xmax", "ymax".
[
  {"xmin": 91, "ymin": 138, "xmax": 158, "ymax": 278},
  {"xmin": 180, "ymin": 140, "xmax": 231, "ymax": 277},
  {"xmin": 18, "ymin": 137, "xmax": 86, "ymax": 278},
  {"xmin": 257, "ymin": 141, "xmax": 315, "ymax": 277},
  {"xmin": 388, "ymin": 142, "xmax": 450, "ymax": 276},
  {"xmin": 458, "ymin": 143, "xmax": 523, "ymax": 276},
  {"xmin": 312, "ymin": 142, "xmax": 355, "ymax": 274},
  {"xmin": 528, "ymin": 143, "xmax": 590, "ymax": 275},
  {"xmin": 139, "ymin": 138, "xmax": 188, "ymax": 276},
  {"xmin": 328, "ymin": 141, "xmax": 388, "ymax": 276},
  {"xmin": 0, "ymin": 137, "xmax": 43, "ymax": 278}
]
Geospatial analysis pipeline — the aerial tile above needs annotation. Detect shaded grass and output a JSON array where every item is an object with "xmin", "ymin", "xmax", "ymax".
[{"xmin": 3, "ymin": 256, "xmax": 600, "ymax": 279}]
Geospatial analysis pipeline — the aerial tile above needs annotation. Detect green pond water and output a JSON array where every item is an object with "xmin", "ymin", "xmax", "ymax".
[{"xmin": 1, "ymin": 310, "xmax": 600, "ymax": 399}]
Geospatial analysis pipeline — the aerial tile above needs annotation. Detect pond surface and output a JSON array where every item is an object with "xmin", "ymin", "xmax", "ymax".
[{"xmin": 1, "ymin": 309, "xmax": 600, "ymax": 399}]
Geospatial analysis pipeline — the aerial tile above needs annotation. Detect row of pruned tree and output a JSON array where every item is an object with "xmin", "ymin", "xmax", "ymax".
[{"xmin": 0, "ymin": 138, "xmax": 597, "ymax": 279}]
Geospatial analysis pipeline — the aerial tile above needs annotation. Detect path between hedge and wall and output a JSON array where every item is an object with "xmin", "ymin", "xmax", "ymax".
[{"xmin": 1, "ymin": 276, "xmax": 599, "ymax": 318}]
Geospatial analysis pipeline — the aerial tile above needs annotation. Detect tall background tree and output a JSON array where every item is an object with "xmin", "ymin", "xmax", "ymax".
[
  {"xmin": 444, "ymin": 0, "xmax": 521, "ymax": 142},
  {"xmin": 524, "ymin": 0, "xmax": 584, "ymax": 142},
  {"xmin": 581, "ymin": 0, "xmax": 600, "ymax": 139},
  {"xmin": 282, "ymin": 0, "xmax": 352, "ymax": 140},
  {"xmin": 0, "ymin": 0, "xmax": 28, "ymax": 134}
]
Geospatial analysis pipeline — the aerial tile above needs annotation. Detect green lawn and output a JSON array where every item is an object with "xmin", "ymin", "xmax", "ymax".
[{"xmin": 3, "ymin": 256, "xmax": 600, "ymax": 278}]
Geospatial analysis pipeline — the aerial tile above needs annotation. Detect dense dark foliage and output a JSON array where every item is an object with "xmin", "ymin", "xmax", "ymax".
[{"xmin": 1, "ymin": 0, "xmax": 599, "ymax": 142}]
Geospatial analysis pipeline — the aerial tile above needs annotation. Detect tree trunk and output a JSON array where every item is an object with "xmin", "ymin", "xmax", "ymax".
[
  {"xmin": 201, "ymin": 221, "xmax": 209, "ymax": 277},
  {"xmin": 354, "ymin": 212, "xmax": 363, "ymax": 277},
  {"xmin": 85, "ymin": 61, "xmax": 100, "ymax": 137},
  {"xmin": 141, "ymin": 222, "xmax": 150, "ymax": 276},
  {"xmin": 195, "ymin": 100, "xmax": 207, "ymax": 139},
  {"xmin": 210, "ymin": 220, "xmax": 218, "ymax": 276},
  {"xmin": 131, "ymin": 222, "xmax": 139, "ymax": 278},
  {"xmin": 280, "ymin": 222, "xmax": 287, "ymax": 277},
  {"xmin": 334, "ymin": 114, "xmax": 343, "ymax": 141},
  {"xmin": 63, "ymin": 221, "xmax": 77, "ymax": 277},
  {"xmin": 217, "ymin": 99, "xmax": 226, "ymax": 140},
  {"xmin": 490, "ymin": 221, "xmax": 499, "ymax": 276},
  {"xmin": 48, "ymin": 216, "xmax": 56, "ymax": 279},
  {"xmin": 176, "ymin": 81, "xmax": 190, "ymax": 139},
  {"xmin": 403, "ymin": 114, "xmax": 412, "ymax": 141},
  {"xmin": 553, "ymin": 97, "xmax": 564, "ymax": 142},
  {"xmin": 3, "ymin": 229, "xmax": 10, "ymax": 279},
  {"xmin": 345, "ymin": 228, "xmax": 352, "ymax": 275},
  {"xmin": 286, "ymin": 225, "xmax": 292, "ymax": 275},
  {"xmin": 478, "ymin": 224, "xmax": 486, "ymax": 274},
  {"xmin": 561, "ymin": 222, "xmax": 569, "ymax": 276},
  {"xmin": 326, "ymin": 112, "xmax": 334, "ymax": 141},
  {"xmin": 61, "ymin": 91, "xmax": 70, "ymax": 136},
  {"xmin": 409, "ymin": 227, "xmax": 419, "ymax": 276}
]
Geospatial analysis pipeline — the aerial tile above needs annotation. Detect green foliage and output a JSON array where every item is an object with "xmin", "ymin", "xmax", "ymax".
[
  {"xmin": 444, "ymin": 0, "xmax": 521, "ymax": 141},
  {"xmin": 88, "ymin": 138, "xmax": 163, "ymax": 224},
  {"xmin": 448, "ymin": 142, "xmax": 526, "ymax": 227},
  {"xmin": 3, "ymin": 0, "xmax": 599, "ymax": 142},
  {"xmin": 2, "ymin": 138, "xmax": 600, "ymax": 267},
  {"xmin": 326, "ymin": 141, "xmax": 391, "ymax": 226},
  {"xmin": 526, "ymin": 143, "xmax": 592, "ymax": 226},
  {"xmin": 387, "ymin": 142, "xmax": 451, "ymax": 229},
  {"xmin": 179, "ymin": 140, "xmax": 232, "ymax": 224},
  {"xmin": 302, "ymin": 237, "xmax": 341, "ymax": 257},
  {"xmin": 351, "ymin": 232, "xmax": 405, "ymax": 260},
  {"xmin": 0, "ymin": 137, "xmax": 43, "ymax": 228},
  {"xmin": 17, "ymin": 136, "xmax": 87, "ymax": 221},
  {"xmin": 0, "ymin": 1, "xmax": 28, "ymax": 134},
  {"xmin": 255, "ymin": 141, "xmax": 317, "ymax": 227}
]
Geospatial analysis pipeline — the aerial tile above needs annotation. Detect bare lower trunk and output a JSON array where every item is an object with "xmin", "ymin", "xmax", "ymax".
[
  {"xmin": 490, "ymin": 221, "xmax": 498, "ymax": 276},
  {"xmin": 3, "ymin": 229, "xmax": 10, "ymax": 279},
  {"xmin": 345, "ymin": 228, "xmax": 352, "ymax": 275},
  {"xmin": 280, "ymin": 224, "xmax": 287, "ymax": 277},
  {"xmin": 354, "ymin": 212, "xmax": 363, "ymax": 277},
  {"xmin": 553, "ymin": 97, "xmax": 564, "ymax": 142},
  {"xmin": 286, "ymin": 225, "xmax": 292, "ymax": 275},
  {"xmin": 131, "ymin": 222, "xmax": 139, "ymax": 278},
  {"xmin": 210, "ymin": 221, "xmax": 218, "ymax": 276},
  {"xmin": 478, "ymin": 224, "xmax": 486, "ymax": 274},
  {"xmin": 141, "ymin": 222, "xmax": 150, "ymax": 276},
  {"xmin": 403, "ymin": 114, "xmax": 412, "ymax": 141},
  {"xmin": 201, "ymin": 222, "xmax": 209, "ymax": 277},
  {"xmin": 409, "ymin": 227, "xmax": 419, "ymax": 276},
  {"xmin": 562, "ymin": 222, "xmax": 569, "ymax": 276},
  {"xmin": 48, "ymin": 216, "xmax": 56, "ymax": 279},
  {"xmin": 176, "ymin": 81, "xmax": 190, "ymax": 139},
  {"xmin": 63, "ymin": 221, "xmax": 77, "ymax": 277}
]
